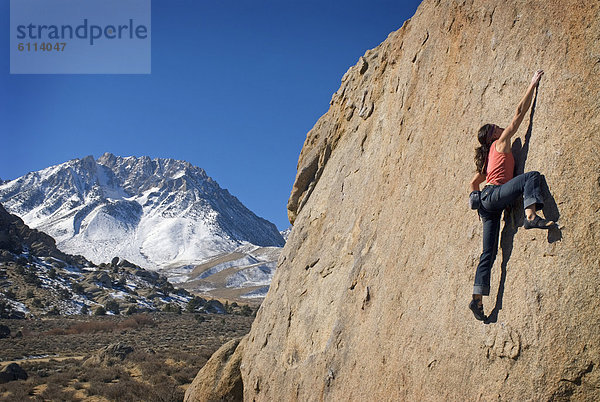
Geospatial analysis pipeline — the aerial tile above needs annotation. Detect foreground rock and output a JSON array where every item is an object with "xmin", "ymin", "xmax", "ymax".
[
  {"xmin": 184, "ymin": 337, "xmax": 246, "ymax": 402},
  {"xmin": 229, "ymin": 0, "xmax": 599, "ymax": 400}
]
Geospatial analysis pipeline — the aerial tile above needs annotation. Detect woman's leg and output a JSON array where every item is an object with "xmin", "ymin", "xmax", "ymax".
[
  {"xmin": 484, "ymin": 171, "xmax": 545, "ymax": 217},
  {"xmin": 473, "ymin": 212, "xmax": 502, "ymax": 297}
]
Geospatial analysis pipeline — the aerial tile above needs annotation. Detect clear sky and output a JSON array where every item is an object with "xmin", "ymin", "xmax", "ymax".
[{"xmin": 0, "ymin": 0, "xmax": 422, "ymax": 230}]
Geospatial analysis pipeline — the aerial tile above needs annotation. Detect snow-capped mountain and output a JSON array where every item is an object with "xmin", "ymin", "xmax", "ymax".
[
  {"xmin": 0, "ymin": 153, "xmax": 284, "ymax": 272},
  {"xmin": 280, "ymin": 227, "xmax": 292, "ymax": 242}
]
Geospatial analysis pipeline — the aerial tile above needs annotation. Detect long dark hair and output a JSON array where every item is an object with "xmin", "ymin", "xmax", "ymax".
[{"xmin": 474, "ymin": 124, "xmax": 495, "ymax": 174}]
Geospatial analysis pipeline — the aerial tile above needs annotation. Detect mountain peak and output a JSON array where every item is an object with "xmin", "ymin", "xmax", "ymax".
[{"xmin": 0, "ymin": 155, "xmax": 284, "ymax": 270}]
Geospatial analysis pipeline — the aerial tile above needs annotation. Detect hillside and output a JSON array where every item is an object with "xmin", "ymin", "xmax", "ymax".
[
  {"xmin": 0, "ymin": 203, "xmax": 226, "ymax": 317},
  {"xmin": 187, "ymin": 0, "xmax": 600, "ymax": 400}
]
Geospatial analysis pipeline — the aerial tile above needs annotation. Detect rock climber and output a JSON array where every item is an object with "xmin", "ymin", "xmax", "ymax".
[{"xmin": 467, "ymin": 69, "xmax": 555, "ymax": 321}]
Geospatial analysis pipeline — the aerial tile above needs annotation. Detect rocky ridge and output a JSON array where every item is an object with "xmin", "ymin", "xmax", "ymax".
[
  {"xmin": 187, "ymin": 0, "xmax": 600, "ymax": 400},
  {"xmin": 0, "ymin": 203, "xmax": 226, "ymax": 317}
]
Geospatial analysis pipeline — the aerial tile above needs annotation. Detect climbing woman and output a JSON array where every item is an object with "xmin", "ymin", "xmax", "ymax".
[{"xmin": 468, "ymin": 69, "xmax": 554, "ymax": 321}]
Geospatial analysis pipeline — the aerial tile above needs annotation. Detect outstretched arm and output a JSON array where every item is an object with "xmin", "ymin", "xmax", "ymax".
[{"xmin": 497, "ymin": 70, "xmax": 544, "ymax": 149}]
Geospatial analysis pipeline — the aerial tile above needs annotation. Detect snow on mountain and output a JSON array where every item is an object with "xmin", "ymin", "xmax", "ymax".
[
  {"xmin": 280, "ymin": 227, "xmax": 292, "ymax": 242},
  {"xmin": 0, "ymin": 153, "xmax": 285, "ymax": 273},
  {"xmin": 176, "ymin": 244, "xmax": 281, "ymax": 301}
]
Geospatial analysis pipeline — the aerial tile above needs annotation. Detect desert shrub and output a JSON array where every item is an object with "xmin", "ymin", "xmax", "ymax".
[
  {"xmin": 186, "ymin": 296, "xmax": 205, "ymax": 313},
  {"xmin": 71, "ymin": 282, "xmax": 85, "ymax": 294},
  {"xmin": 48, "ymin": 268, "xmax": 57, "ymax": 279},
  {"xmin": 15, "ymin": 264, "xmax": 26, "ymax": 275},
  {"xmin": 131, "ymin": 313, "xmax": 154, "ymax": 326},
  {"xmin": 172, "ymin": 366, "xmax": 198, "ymax": 385},
  {"xmin": 46, "ymin": 306, "xmax": 60, "ymax": 316},
  {"xmin": 72, "ymin": 381, "xmax": 84, "ymax": 390},
  {"xmin": 43, "ymin": 314, "xmax": 154, "ymax": 335},
  {"xmin": 40, "ymin": 382, "xmax": 76, "ymax": 401},
  {"xmin": 87, "ymin": 378, "xmax": 153, "ymax": 402},
  {"xmin": 2, "ymin": 381, "xmax": 36, "ymax": 400},
  {"xmin": 162, "ymin": 303, "xmax": 181, "ymax": 314},
  {"xmin": 0, "ymin": 324, "xmax": 10, "ymax": 339},
  {"xmin": 80, "ymin": 305, "xmax": 89, "ymax": 315},
  {"xmin": 138, "ymin": 357, "xmax": 164, "ymax": 378},
  {"xmin": 24, "ymin": 270, "xmax": 41, "ymax": 286},
  {"xmin": 4, "ymin": 288, "xmax": 16, "ymax": 299},
  {"xmin": 241, "ymin": 305, "xmax": 253, "ymax": 316},
  {"xmin": 26, "ymin": 289, "xmax": 34, "ymax": 299},
  {"xmin": 159, "ymin": 281, "xmax": 174, "ymax": 295},
  {"xmin": 58, "ymin": 288, "xmax": 71, "ymax": 299},
  {"xmin": 46, "ymin": 369, "xmax": 76, "ymax": 387},
  {"xmin": 94, "ymin": 306, "xmax": 106, "ymax": 316},
  {"xmin": 32, "ymin": 298, "xmax": 43, "ymax": 308},
  {"xmin": 105, "ymin": 299, "xmax": 120, "ymax": 315},
  {"xmin": 85, "ymin": 366, "xmax": 127, "ymax": 384},
  {"xmin": 125, "ymin": 305, "xmax": 137, "ymax": 315},
  {"xmin": 147, "ymin": 375, "xmax": 184, "ymax": 402}
]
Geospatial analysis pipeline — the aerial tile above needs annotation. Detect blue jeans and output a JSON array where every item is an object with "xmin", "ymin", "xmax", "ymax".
[{"xmin": 473, "ymin": 171, "xmax": 544, "ymax": 295}]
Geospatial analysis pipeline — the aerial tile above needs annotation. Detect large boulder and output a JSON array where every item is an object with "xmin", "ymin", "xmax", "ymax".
[
  {"xmin": 0, "ymin": 363, "xmax": 27, "ymax": 383},
  {"xmin": 239, "ymin": 0, "xmax": 600, "ymax": 400},
  {"xmin": 184, "ymin": 337, "xmax": 246, "ymax": 402}
]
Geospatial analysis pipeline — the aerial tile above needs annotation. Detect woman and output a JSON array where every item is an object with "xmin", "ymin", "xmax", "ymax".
[{"xmin": 468, "ymin": 69, "xmax": 554, "ymax": 321}]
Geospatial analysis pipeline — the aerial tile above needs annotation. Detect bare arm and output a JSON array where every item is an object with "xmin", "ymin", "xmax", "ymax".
[
  {"xmin": 470, "ymin": 172, "xmax": 486, "ymax": 192},
  {"xmin": 497, "ymin": 70, "xmax": 544, "ymax": 148}
]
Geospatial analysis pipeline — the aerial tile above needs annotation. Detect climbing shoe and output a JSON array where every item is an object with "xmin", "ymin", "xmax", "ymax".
[
  {"xmin": 523, "ymin": 215, "xmax": 554, "ymax": 230},
  {"xmin": 469, "ymin": 299, "xmax": 486, "ymax": 321}
]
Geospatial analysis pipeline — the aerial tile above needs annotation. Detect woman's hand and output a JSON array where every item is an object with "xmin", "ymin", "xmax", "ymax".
[{"xmin": 531, "ymin": 69, "xmax": 544, "ymax": 86}]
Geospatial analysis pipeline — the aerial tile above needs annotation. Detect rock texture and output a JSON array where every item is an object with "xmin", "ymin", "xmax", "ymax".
[
  {"xmin": 184, "ymin": 337, "xmax": 246, "ymax": 402},
  {"xmin": 236, "ymin": 0, "xmax": 600, "ymax": 400}
]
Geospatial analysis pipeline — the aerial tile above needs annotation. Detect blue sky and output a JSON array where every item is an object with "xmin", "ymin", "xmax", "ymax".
[{"xmin": 0, "ymin": 0, "xmax": 422, "ymax": 230}]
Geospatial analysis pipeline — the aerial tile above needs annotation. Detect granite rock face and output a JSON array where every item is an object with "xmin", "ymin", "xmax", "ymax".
[
  {"xmin": 187, "ymin": 0, "xmax": 600, "ymax": 400},
  {"xmin": 242, "ymin": 0, "xmax": 600, "ymax": 400}
]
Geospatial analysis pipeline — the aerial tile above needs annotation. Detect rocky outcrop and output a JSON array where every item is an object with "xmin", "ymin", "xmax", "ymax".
[
  {"xmin": 0, "ymin": 203, "xmax": 201, "ymax": 316},
  {"xmin": 184, "ymin": 337, "xmax": 245, "ymax": 402},
  {"xmin": 0, "ymin": 203, "xmax": 87, "ymax": 266},
  {"xmin": 84, "ymin": 342, "xmax": 134, "ymax": 366},
  {"xmin": 237, "ymin": 0, "xmax": 600, "ymax": 400}
]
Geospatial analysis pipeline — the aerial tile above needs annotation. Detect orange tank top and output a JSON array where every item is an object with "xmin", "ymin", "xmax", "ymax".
[{"xmin": 486, "ymin": 140, "xmax": 514, "ymax": 185}]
